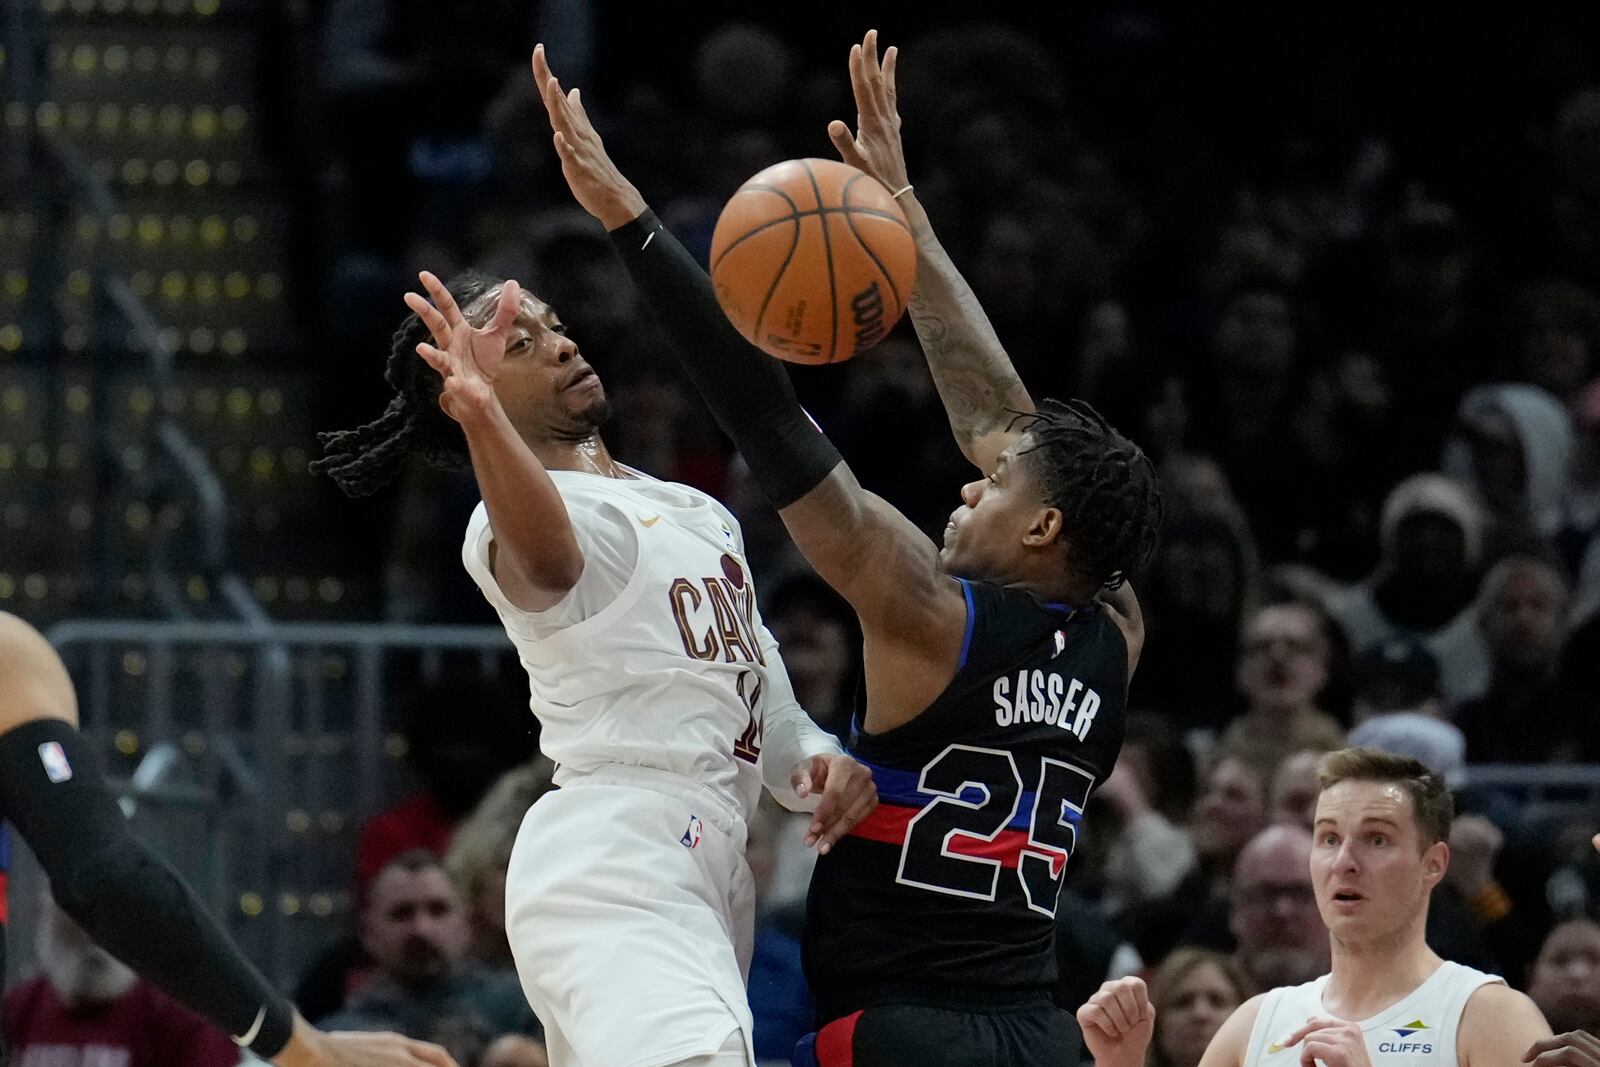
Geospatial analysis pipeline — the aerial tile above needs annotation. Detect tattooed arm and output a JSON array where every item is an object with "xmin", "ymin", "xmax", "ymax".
[
  {"xmin": 901, "ymin": 196, "xmax": 1035, "ymax": 473},
  {"xmin": 828, "ymin": 30, "xmax": 1034, "ymax": 475}
]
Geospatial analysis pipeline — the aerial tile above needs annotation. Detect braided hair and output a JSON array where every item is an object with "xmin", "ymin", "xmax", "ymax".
[
  {"xmin": 311, "ymin": 270, "xmax": 499, "ymax": 497},
  {"xmin": 1010, "ymin": 397, "xmax": 1163, "ymax": 593}
]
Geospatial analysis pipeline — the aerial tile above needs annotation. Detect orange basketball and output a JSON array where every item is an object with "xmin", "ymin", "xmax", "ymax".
[{"xmin": 710, "ymin": 158, "xmax": 917, "ymax": 364}]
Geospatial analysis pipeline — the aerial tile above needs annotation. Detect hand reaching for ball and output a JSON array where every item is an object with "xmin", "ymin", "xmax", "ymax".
[
  {"xmin": 828, "ymin": 29, "xmax": 912, "ymax": 200},
  {"xmin": 532, "ymin": 44, "xmax": 647, "ymax": 231}
]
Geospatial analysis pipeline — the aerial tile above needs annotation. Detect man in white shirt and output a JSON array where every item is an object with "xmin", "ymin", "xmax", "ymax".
[{"xmin": 1078, "ymin": 747, "xmax": 1551, "ymax": 1067}]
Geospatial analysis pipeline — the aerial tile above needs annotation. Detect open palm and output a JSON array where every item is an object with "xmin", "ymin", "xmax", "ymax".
[
  {"xmin": 404, "ymin": 271, "xmax": 522, "ymax": 424},
  {"xmin": 827, "ymin": 29, "xmax": 910, "ymax": 195}
]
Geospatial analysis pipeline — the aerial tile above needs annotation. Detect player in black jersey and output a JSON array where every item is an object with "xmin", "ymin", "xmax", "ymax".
[
  {"xmin": 0, "ymin": 613, "xmax": 456, "ymax": 1067},
  {"xmin": 533, "ymin": 33, "xmax": 1160, "ymax": 1066}
]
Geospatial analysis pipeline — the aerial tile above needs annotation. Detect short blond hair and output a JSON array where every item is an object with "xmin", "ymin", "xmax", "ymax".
[{"xmin": 1317, "ymin": 747, "xmax": 1453, "ymax": 847}]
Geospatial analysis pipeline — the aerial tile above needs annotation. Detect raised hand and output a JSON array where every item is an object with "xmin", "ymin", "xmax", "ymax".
[
  {"xmin": 531, "ymin": 44, "xmax": 646, "ymax": 230},
  {"xmin": 827, "ymin": 28, "xmax": 911, "ymax": 196},
  {"xmin": 1077, "ymin": 977, "xmax": 1156, "ymax": 1067},
  {"xmin": 403, "ymin": 271, "xmax": 520, "ymax": 424},
  {"xmin": 795, "ymin": 754, "xmax": 878, "ymax": 854}
]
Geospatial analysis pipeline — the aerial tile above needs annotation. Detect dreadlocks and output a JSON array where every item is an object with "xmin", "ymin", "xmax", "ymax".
[
  {"xmin": 310, "ymin": 270, "xmax": 497, "ymax": 497},
  {"xmin": 1011, "ymin": 397, "xmax": 1163, "ymax": 593}
]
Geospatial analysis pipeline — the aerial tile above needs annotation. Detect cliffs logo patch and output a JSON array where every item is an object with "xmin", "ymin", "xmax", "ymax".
[
  {"xmin": 680, "ymin": 815, "xmax": 703, "ymax": 850},
  {"xmin": 37, "ymin": 741, "xmax": 73, "ymax": 783},
  {"xmin": 1393, "ymin": 1021, "xmax": 1430, "ymax": 1039}
]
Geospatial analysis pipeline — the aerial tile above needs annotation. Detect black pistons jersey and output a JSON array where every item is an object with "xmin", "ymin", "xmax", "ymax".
[{"xmin": 804, "ymin": 578, "xmax": 1127, "ymax": 1023}]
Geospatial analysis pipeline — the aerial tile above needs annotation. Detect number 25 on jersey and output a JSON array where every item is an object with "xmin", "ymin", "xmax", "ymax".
[{"xmin": 897, "ymin": 744, "xmax": 1094, "ymax": 918}]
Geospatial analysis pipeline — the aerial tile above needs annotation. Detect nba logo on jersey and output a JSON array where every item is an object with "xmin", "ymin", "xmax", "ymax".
[
  {"xmin": 1052, "ymin": 630, "xmax": 1067, "ymax": 658},
  {"xmin": 680, "ymin": 816, "xmax": 703, "ymax": 849},
  {"xmin": 37, "ymin": 742, "xmax": 73, "ymax": 783}
]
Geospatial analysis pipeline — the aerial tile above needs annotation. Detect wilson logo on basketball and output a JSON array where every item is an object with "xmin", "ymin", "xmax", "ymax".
[{"xmin": 851, "ymin": 281, "xmax": 886, "ymax": 354}]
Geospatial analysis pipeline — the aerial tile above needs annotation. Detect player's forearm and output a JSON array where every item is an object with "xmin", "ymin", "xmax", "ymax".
[
  {"xmin": 607, "ymin": 209, "xmax": 842, "ymax": 509},
  {"xmin": 899, "ymin": 195, "xmax": 1034, "ymax": 469},
  {"xmin": 457, "ymin": 400, "xmax": 583, "ymax": 593},
  {"xmin": 0, "ymin": 718, "xmax": 297, "ymax": 1058},
  {"xmin": 759, "ymin": 631, "xmax": 845, "ymax": 811}
]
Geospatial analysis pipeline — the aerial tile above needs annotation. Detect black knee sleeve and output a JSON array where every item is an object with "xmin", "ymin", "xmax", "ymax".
[{"xmin": 0, "ymin": 719, "xmax": 294, "ymax": 1058}]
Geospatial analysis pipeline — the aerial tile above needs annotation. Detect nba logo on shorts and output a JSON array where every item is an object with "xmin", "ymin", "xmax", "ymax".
[
  {"xmin": 37, "ymin": 742, "xmax": 73, "ymax": 783},
  {"xmin": 680, "ymin": 815, "xmax": 703, "ymax": 849}
]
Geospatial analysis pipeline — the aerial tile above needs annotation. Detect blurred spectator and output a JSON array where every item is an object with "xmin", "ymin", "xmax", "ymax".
[
  {"xmin": 1506, "ymin": 280, "xmax": 1600, "ymax": 404},
  {"xmin": 322, "ymin": 850, "xmax": 542, "ymax": 1065},
  {"xmin": 1190, "ymin": 757, "xmax": 1272, "ymax": 888},
  {"xmin": 1556, "ymin": 609, "xmax": 1600, "ymax": 760},
  {"xmin": 1562, "ymin": 378, "xmax": 1600, "ymax": 597},
  {"xmin": 1145, "ymin": 948, "xmax": 1253, "ymax": 1067},
  {"xmin": 1526, "ymin": 919, "xmax": 1600, "ymax": 1034},
  {"xmin": 1120, "ymin": 756, "xmax": 1268, "ymax": 962},
  {"xmin": 764, "ymin": 573, "xmax": 860, "ymax": 741},
  {"xmin": 832, "ymin": 334, "xmax": 971, "ymax": 535},
  {"xmin": 1191, "ymin": 278, "xmax": 1306, "ymax": 554},
  {"xmin": 1227, "ymin": 826, "xmax": 1329, "ymax": 990},
  {"xmin": 356, "ymin": 673, "xmax": 537, "ymax": 900},
  {"xmin": 1218, "ymin": 601, "xmax": 1345, "ymax": 775},
  {"xmin": 1360, "ymin": 193, "xmax": 1493, "ymax": 463},
  {"xmin": 1349, "ymin": 638, "xmax": 1445, "ymax": 723},
  {"xmin": 1097, "ymin": 760, "xmax": 1198, "ymax": 913},
  {"xmin": 1347, "ymin": 714, "xmax": 1467, "ymax": 789},
  {"xmin": 1327, "ymin": 474, "xmax": 1490, "ymax": 704},
  {"xmin": 1455, "ymin": 556, "xmax": 1583, "ymax": 762},
  {"xmin": 1133, "ymin": 512, "xmax": 1259, "ymax": 728},
  {"xmin": 1443, "ymin": 384, "xmax": 1574, "ymax": 553},
  {"xmin": 1281, "ymin": 350, "xmax": 1401, "ymax": 579},
  {"xmin": 3, "ymin": 890, "xmax": 238, "ymax": 1066},
  {"xmin": 1269, "ymin": 749, "xmax": 1331, "ymax": 829},
  {"xmin": 444, "ymin": 759, "xmax": 558, "ymax": 968},
  {"xmin": 1118, "ymin": 713, "xmax": 1201, "ymax": 825}
]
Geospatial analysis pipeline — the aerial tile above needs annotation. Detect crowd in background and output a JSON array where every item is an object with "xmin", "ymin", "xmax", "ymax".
[{"xmin": 12, "ymin": 6, "xmax": 1600, "ymax": 1067}]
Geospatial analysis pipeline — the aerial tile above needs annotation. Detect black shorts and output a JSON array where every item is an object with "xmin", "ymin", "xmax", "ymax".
[{"xmin": 794, "ymin": 998, "xmax": 1081, "ymax": 1067}]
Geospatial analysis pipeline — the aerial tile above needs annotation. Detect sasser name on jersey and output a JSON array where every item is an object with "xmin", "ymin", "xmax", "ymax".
[{"xmin": 992, "ymin": 669, "xmax": 1100, "ymax": 740}]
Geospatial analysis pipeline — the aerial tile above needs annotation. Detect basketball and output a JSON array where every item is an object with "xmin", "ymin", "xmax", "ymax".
[{"xmin": 710, "ymin": 158, "xmax": 917, "ymax": 364}]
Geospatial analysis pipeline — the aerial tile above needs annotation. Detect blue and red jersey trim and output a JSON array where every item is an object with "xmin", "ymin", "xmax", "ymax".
[{"xmin": 846, "ymin": 757, "xmax": 1079, "ymax": 873}]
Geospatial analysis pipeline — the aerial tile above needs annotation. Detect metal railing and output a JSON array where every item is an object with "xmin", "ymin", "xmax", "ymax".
[{"xmin": 34, "ymin": 619, "xmax": 515, "ymax": 986}]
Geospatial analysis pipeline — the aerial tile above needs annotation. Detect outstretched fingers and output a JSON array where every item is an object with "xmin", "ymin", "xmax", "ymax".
[
  {"xmin": 417, "ymin": 271, "xmax": 464, "ymax": 330},
  {"xmin": 414, "ymin": 341, "xmax": 449, "ymax": 377},
  {"xmin": 485, "ymin": 279, "xmax": 522, "ymax": 337},
  {"xmin": 403, "ymin": 291, "xmax": 451, "ymax": 349}
]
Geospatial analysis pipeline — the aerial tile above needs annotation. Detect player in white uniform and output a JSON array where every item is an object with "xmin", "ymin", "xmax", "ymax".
[
  {"xmin": 313, "ymin": 271, "xmax": 877, "ymax": 1067},
  {"xmin": 1076, "ymin": 747, "xmax": 1552, "ymax": 1067}
]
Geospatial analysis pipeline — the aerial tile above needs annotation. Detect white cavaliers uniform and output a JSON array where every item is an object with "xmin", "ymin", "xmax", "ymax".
[
  {"xmin": 464, "ymin": 466, "xmax": 796, "ymax": 1067},
  {"xmin": 1244, "ymin": 961, "xmax": 1503, "ymax": 1067}
]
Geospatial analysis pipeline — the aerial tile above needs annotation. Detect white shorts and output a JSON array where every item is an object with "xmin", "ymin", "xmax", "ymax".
[{"xmin": 505, "ymin": 765, "xmax": 757, "ymax": 1067}]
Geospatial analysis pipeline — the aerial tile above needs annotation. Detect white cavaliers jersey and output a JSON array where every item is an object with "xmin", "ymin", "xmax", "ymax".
[
  {"xmin": 1245, "ymin": 961, "xmax": 1503, "ymax": 1067},
  {"xmin": 463, "ymin": 466, "xmax": 770, "ymax": 819}
]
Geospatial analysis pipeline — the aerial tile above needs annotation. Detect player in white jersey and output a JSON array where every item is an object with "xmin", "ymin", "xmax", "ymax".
[
  {"xmin": 1076, "ymin": 747, "xmax": 1552, "ymax": 1067},
  {"xmin": 313, "ymin": 270, "xmax": 877, "ymax": 1067}
]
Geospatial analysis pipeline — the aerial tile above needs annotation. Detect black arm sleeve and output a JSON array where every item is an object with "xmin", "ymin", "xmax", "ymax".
[
  {"xmin": 0, "ymin": 718, "xmax": 296, "ymax": 1058},
  {"xmin": 608, "ymin": 209, "xmax": 843, "ymax": 509}
]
